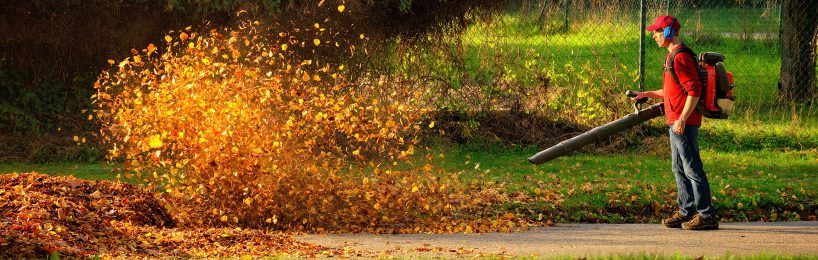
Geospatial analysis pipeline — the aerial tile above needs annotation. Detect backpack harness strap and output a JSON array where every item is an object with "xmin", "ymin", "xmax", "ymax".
[{"xmin": 664, "ymin": 45, "xmax": 697, "ymax": 94}]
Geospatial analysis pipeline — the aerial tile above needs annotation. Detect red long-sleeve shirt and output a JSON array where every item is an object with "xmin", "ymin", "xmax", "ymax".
[{"xmin": 663, "ymin": 45, "xmax": 702, "ymax": 126}]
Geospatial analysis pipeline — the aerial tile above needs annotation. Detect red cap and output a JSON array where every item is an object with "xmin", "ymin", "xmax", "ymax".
[{"xmin": 646, "ymin": 15, "xmax": 680, "ymax": 31}]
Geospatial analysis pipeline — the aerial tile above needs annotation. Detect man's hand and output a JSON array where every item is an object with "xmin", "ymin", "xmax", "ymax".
[
  {"xmin": 673, "ymin": 119, "xmax": 686, "ymax": 135},
  {"xmin": 630, "ymin": 91, "xmax": 648, "ymax": 102}
]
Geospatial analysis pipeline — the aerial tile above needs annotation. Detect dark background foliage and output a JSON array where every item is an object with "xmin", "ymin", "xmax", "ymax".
[{"xmin": 0, "ymin": 0, "xmax": 506, "ymax": 162}]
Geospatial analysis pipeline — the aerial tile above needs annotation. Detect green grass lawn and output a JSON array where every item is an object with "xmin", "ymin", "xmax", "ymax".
[
  {"xmin": 0, "ymin": 162, "xmax": 116, "ymax": 180},
  {"xmin": 431, "ymin": 143, "xmax": 818, "ymax": 223}
]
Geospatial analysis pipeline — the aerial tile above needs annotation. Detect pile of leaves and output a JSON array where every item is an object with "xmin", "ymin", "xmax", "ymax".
[{"xmin": 0, "ymin": 172, "xmax": 329, "ymax": 258}]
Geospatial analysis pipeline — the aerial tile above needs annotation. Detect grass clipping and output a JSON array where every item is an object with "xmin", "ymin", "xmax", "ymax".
[{"xmin": 92, "ymin": 19, "xmax": 521, "ymax": 234}]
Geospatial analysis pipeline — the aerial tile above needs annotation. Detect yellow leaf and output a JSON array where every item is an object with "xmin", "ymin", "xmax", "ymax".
[
  {"xmin": 87, "ymin": 114, "xmax": 93, "ymax": 121},
  {"xmin": 220, "ymin": 215, "xmax": 228, "ymax": 222},
  {"xmin": 314, "ymin": 23, "xmax": 320, "ymax": 29},
  {"xmin": 338, "ymin": 5, "xmax": 345, "ymax": 12},
  {"xmin": 338, "ymin": 64, "xmax": 345, "ymax": 71},
  {"xmin": 202, "ymin": 58, "xmax": 210, "ymax": 65},
  {"xmin": 107, "ymin": 59, "xmax": 115, "ymax": 65},
  {"xmin": 119, "ymin": 59, "xmax": 130, "ymax": 68},
  {"xmin": 411, "ymin": 186, "xmax": 419, "ymax": 193},
  {"xmin": 149, "ymin": 134, "xmax": 163, "ymax": 149},
  {"xmin": 165, "ymin": 35, "xmax": 173, "ymax": 42},
  {"xmin": 281, "ymin": 44, "xmax": 288, "ymax": 51},
  {"xmin": 352, "ymin": 149, "xmax": 360, "ymax": 155},
  {"xmin": 73, "ymin": 136, "xmax": 79, "ymax": 142},
  {"xmin": 313, "ymin": 39, "xmax": 321, "ymax": 46},
  {"xmin": 90, "ymin": 190, "xmax": 101, "ymax": 199},
  {"xmin": 373, "ymin": 203, "xmax": 381, "ymax": 210},
  {"xmin": 423, "ymin": 164, "xmax": 432, "ymax": 172},
  {"xmin": 360, "ymin": 34, "xmax": 365, "ymax": 39},
  {"xmin": 428, "ymin": 121, "xmax": 435, "ymax": 128},
  {"xmin": 133, "ymin": 55, "xmax": 142, "ymax": 63},
  {"xmin": 243, "ymin": 197, "xmax": 253, "ymax": 205}
]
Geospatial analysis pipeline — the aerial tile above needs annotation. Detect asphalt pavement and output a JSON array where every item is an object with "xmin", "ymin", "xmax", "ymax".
[{"xmin": 297, "ymin": 221, "xmax": 818, "ymax": 258}]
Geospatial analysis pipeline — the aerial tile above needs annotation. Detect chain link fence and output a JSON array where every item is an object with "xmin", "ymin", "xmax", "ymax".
[{"xmin": 399, "ymin": 0, "xmax": 817, "ymax": 148}]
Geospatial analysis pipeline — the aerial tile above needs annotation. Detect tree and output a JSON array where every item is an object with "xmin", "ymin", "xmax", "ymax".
[{"xmin": 779, "ymin": 0, "xmax": 818, "ymax": 103}]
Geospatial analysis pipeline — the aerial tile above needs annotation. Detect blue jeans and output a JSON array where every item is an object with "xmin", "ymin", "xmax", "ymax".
[{"xmin": 669, "ymin": 125, "xmax": 715, "ymax": 218}]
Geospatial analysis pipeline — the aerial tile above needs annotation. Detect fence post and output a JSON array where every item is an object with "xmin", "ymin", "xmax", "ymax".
[
  {"xmin": 639, "ymin": 0, "xmax": 646, "ymax": 92},
  {"xmin": 563, "ymin": 0, "xmax": 570, "ymax": 33}
]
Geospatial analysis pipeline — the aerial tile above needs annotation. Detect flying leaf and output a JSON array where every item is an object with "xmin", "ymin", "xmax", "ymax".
[{"xmin": 149, "ymin": 134, "xmax": 163, "ymax": 149}]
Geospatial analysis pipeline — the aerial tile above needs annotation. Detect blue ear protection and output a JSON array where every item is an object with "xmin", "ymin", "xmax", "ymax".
[{"xmin": 663, "ymin": 18, "xmax": 677, "ymax": 40}]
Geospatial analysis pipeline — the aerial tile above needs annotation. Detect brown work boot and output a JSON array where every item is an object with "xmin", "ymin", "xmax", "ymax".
[
  {"xmin": 682, "ymin": 214, "xmax": 719, "ymax": 230},
  {"xmin": 662, "ymin": 212, "xmax": 695, "ymax": 228}
]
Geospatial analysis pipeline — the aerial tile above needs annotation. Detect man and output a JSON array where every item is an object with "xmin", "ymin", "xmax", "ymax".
[{"xmin": 631, "ymin": 15, "xmax": 718, "ymax": 230}]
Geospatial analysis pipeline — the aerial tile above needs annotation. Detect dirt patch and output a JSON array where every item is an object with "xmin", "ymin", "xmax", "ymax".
[{"xmin": 433, "ymin": 109, "xmax": 587, "ymax": 147}]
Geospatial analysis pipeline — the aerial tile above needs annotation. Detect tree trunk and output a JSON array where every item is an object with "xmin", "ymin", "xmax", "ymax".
[{"xmin": 779, "ymin": 0, "xmax": 818, "ymax": 103}]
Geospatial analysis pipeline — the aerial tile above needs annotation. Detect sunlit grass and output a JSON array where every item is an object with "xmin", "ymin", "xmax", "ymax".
[
  {"xmin": 430, "ymin": 143, "xmax": 818, "ymax": 222},
  {"xmin": 0, "ymin": 162, "xmax": 117, "ymax": 180}
]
